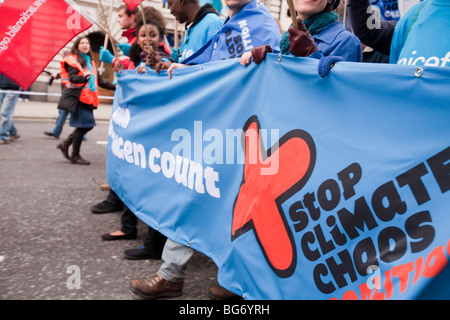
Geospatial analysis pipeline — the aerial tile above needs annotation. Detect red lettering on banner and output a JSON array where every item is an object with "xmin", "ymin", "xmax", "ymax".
[{"xmin": 331, "ymin": 242, "xmax": 450, "ymax": 300}]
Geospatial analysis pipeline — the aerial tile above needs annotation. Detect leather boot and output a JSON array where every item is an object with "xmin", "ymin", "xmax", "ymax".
[
  {"xmin": 70, "ymin": 154, "xmax": 90, "ymax": 165},
  {"xmin": 129, "ymin": 274, "xmax": 183, "ymax": 299},
  {"xmin": 56, "ymin": 133, "xmax": 73, "ymax": 160},
  {"xmin": 70, "ymin": 130, "xmax": 89, "ymax": 165}
]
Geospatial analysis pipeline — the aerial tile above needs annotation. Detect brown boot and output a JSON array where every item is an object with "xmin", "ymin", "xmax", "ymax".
[
  {"xmin": 129, "ymin": 274, "xmax": 183, "ymax": 299},
  {"xmin": 209, "ymin": 286, "xmax": 243, "ymax": 300}
]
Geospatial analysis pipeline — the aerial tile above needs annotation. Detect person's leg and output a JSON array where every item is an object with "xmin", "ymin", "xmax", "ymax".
[
  {"xmin": 91, "ymin": 189, "xmax": 123, "ymax": 214},
  {"xmin": 123, "ymin": 226, "xmax": 167, "ymax": 260},
  {"xmin": 0, "ymin": 92, "xmax": 19, "ymax": 142},
  {"xmin": 129, "ymin": 239, "xmax": 193, "ymax": 299},
  {"xmin": 120, "ymin": 207, "xmax": 138, "ymax": 235},
  {"xmin": 57, "ymin": 131, "xmax": 74, "ymax": 160},
  {"xmin": 101, "ymin": 207, "xmax": 138, "ymax": 240},
  {"xmin": 51, "ymin": 109, "xmax": 69, "ymax": 138},
  {"xmin": 157, "ymin": 239, "xmax": 194, "ymax": 282},
  {"xmin": 70, "ymin": 127, "xmax": 92, "ymax": 165}
]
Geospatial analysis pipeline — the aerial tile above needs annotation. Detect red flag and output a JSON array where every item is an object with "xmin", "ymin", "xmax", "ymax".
[
  {"xmin": 0, "ymin": 0, "xmax": 92, "ymax": 89},
  {"xmin": 122, "ymin": 0, "xmax": 142, "ymax": 11}
]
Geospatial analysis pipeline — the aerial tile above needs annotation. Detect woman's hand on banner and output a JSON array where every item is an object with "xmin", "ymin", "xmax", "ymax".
[{"xmin": 167, "ymin": 63, "xmax": 187, "ymax": 80}]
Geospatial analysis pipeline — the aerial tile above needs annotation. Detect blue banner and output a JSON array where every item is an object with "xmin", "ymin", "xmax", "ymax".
[{"xmin": 107, "ymin": 55, "xmax": 450, "ymax": 300}]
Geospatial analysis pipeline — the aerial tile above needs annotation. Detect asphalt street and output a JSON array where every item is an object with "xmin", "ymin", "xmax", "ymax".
[{"xmin": 0, "ymin": 102, "xmax": 219, "ymax": 301}]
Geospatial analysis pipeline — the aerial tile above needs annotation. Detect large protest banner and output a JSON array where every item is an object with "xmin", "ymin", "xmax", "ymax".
[{"xmin": 106, "ymin": 55, "xmax": 450, "ymax": 300}]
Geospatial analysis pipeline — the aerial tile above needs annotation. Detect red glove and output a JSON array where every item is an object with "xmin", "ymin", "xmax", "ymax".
[
  {"xmin": 251, "ymin": 45, "xmax": 272, "ymax": 64},
  {"xmin": 288, "ymin": 18, "xmax": 318, "ymax": 57}
]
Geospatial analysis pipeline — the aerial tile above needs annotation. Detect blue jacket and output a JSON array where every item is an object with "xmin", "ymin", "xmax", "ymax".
[
  {"xmin": 179, "ymin": 9, "xmax": 224, "ymax": 61},
  {"xmin": 182, "ymin": 0, "xmax": 281, "ymax": 64},
  {"xmin": 313, "ymin": 21, "xmax": 362, "ymax": 62}
]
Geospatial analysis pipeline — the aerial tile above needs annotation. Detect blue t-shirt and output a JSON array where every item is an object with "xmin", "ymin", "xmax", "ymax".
[
  {"xmin": 390, "ymin": 0, "xmax": 450, "ymax": 67},
  {"xmin": 180, "ymin": 13, "xmax": 224, "ymax": 61},
  {"xmin": 182, "ymin": 0, "xmax": 281, "ymax": 64}
]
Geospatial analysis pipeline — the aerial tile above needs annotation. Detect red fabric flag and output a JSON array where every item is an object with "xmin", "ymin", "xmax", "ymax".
[
  {"xmin": 122, "ymin": 0, "xmax": 142, "ymax": 11},
  {"xmin": 0, "ymin": 0, "xmax": 92, "ymax": 89}
]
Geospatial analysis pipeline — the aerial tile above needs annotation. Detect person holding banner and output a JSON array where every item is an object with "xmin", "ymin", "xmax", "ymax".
[
  {"xmin": 389, "ymin": 0, "xmax": 450, "ymax": 66},
  {"xmin": 240, "ymin": 0, "xmax": 362, "ymax": 65},
  {"xmin": 102, "ymin": 15, "xmax": 173, "ymax": 261},
  {"xmin": 129, "ymin": 0, "xmax": 282, "ymax": 301},
  {"xmin": 56, "ymin": 36, "xmax": 116, "ymax": 165},
  {"xmin": 150, "ymin": 0, "xmax": 223, "ymax": 73},
  {"xmin": 162, "ymin": 0, "xmax": 282, "ymax": 76},
  {"xmin": 168, "ymin": 0, "xmax": 223, "ymax": 62}
]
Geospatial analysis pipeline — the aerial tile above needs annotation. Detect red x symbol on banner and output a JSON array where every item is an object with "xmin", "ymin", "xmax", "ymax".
[{"xmin": 232, "ymin": 116, "xmax": 316, "ymax": 277}]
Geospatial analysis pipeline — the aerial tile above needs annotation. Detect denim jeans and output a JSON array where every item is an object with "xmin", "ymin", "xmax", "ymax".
[
  {"xmin": 157, "ymin": 238, "xmax": 194, "ymax": 282},
  {"xmin": 51, "ymin": 109, "xmax": 69, "ymax": 138},
  {"xmin": 0, "ymin": 91, "xmax": 19, "ymax": 141}
]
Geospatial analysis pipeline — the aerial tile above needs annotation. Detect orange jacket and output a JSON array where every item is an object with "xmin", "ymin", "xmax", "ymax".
[{"xmin": 60, "ymin": 54, "xmax": 99, "ymax": 107}]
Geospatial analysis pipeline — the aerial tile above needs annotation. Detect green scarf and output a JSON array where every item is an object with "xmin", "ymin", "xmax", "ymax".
[{"xmin": 280, "ymin": 11, "xmax": 339, "ymax": 55}]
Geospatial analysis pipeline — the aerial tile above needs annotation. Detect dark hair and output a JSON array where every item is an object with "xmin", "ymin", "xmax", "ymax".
[
  {"xmin": 118, "ymin": 4, "xmax": 139, "ymax": 16},
  {"xmin": 134, "ymin": 6, "xmax": 166, "ymax": 36},
  {"xmin": 129, "ymin": 7, "xmax": 167, "ymax": 65},
  {"xmin": 71, "ymin": 36, "xmax": 92, "ymax": 67},
  {"xmin": 129, "ymin": 19, "xmax": 164, "ymax": 65}
]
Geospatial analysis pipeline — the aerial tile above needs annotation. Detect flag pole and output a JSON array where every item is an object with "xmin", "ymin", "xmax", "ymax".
[
  {"xmin": 138, "ymin": 1, "xmax": 152, "ymax": 53},
  {"xmin": 287, "ymin": 0, "xmax": 298, "ymax": 28},
  {"xmin": 99, "ymin": 0, "xmax": 115, "ymax": 75},
  {"xmin": 174, "ymin": 19, "xmax": 179, "ymax": 49},
  {"xmin": 98, "ymin": 0, "xmax": 118, "ymax": 57}
]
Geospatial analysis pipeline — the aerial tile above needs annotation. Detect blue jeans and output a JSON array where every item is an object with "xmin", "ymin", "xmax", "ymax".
[
  {"xmin": 51, "ymin": 109, "xmax": 69, "ymax": 138},
  {"xmin": 0, "ymin": 91, "xmax": 19, "ymax": 141},
  {"xmin": 157, "ymin": 239, "xmax": 194, "ymax": 282}
]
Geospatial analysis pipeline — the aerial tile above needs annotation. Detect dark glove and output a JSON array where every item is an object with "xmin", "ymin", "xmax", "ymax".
[
  {"xmin": 288, "ymin": 18, "xmax": 318, "ymax": 57},
  {"xmin": 251, "ymin": 45, "xmax": 272, "ymax": 64}
]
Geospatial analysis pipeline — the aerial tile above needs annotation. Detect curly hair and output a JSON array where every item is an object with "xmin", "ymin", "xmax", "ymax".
[
  {"xmin": 134, "ymin": 6, "xmax": 167, "ymax": 36},
  {"xmin": 129, "ymin": 7, "xmax": 167, "ymax": 66}
]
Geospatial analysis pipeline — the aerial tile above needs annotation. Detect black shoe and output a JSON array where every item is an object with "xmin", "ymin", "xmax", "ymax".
[
  {"xmin": 101, "ymin": 232, "xmax": 137, "ymax": 241},
  {"xmin": 70, "ymin": 155, "xmax": 90, "ymax": 165},
  {"xmin": 44, "ymin": 131, "xmax": 58, "ymax": 139},
  {"xmin": 91, "ymin": 200, "xmax": 123, "ymax": 214},
  {"xmin": 124, "ymin": 246, "xmax": 162, "ymax": 260}
]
